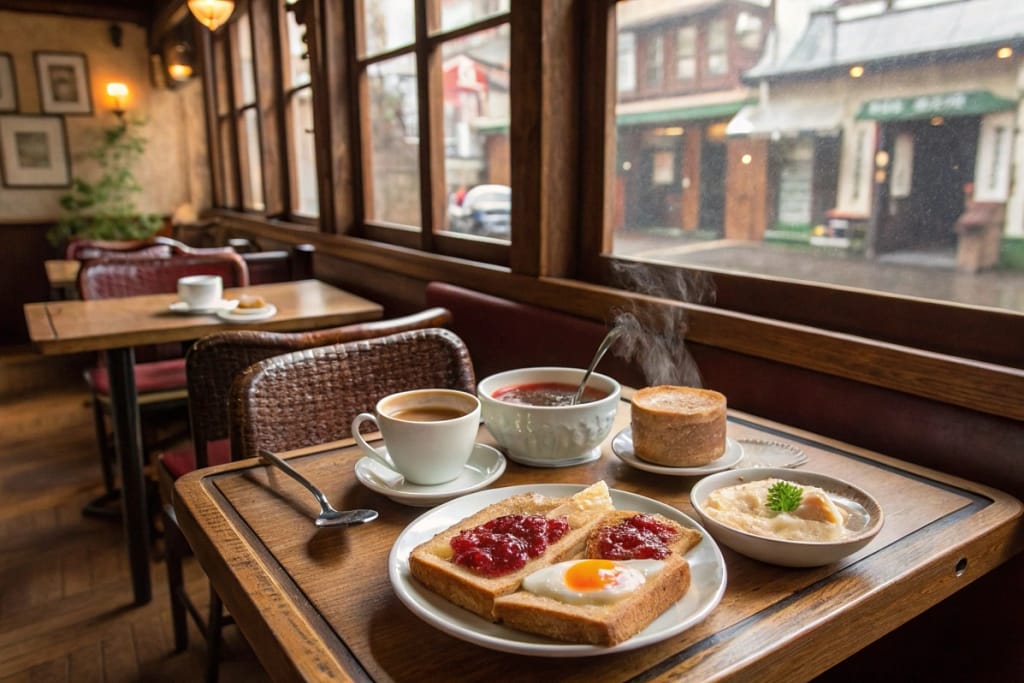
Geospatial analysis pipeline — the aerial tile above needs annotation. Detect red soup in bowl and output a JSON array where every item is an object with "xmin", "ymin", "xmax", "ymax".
[{"xmin": 492, "ymin": 382, "xmax": 608, "ymax": 407}]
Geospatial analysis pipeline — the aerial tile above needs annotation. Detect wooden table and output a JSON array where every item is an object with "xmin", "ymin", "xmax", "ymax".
[
  {"xmin": 174, "ymin": 397, "xmax": 1022, "ymax": 682},
  {"xmin": 25, "ymin": 279, "xmax": 383, "ymax": 605},
  {"xmin": 44, "ymin": 259, "xmax": 80, "ymax": 299}
]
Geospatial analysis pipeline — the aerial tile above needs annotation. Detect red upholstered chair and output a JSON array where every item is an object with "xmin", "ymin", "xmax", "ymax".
[
  {"xmin": 159, "ymin": 308, "xmax": 455, "ymax": 682},
  {"xmin": 76, "ymin": 253, "xmax": 249, "ymax": 516},
  {"xmin": 65, "ymin": 237, "xmax": 173, "ymax": 260}
]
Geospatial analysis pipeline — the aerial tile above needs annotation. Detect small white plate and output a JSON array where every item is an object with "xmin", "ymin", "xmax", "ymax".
[
  {"xmin": 168, "ymin": 299, "xmax": 238, "ymax": 315},
  {"xmin": 388, "ymin": 484, "xmax": 726, "ymax": 656},
  {"xmin": 611, "ymin": 427, "xmax": 744, "ymax": 476},
  {"xmin": 355, "ymin": 443, "xmax": 506, "ymax": 507},
  {"xmin": 216, "ymin": 303, "xmax": 277, "ymax": 323}
]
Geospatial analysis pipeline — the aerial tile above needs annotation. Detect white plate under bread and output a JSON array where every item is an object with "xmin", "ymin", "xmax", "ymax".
[{"xmin": 388, "ymin": 484, "xmax": 727, "ymax": 656}]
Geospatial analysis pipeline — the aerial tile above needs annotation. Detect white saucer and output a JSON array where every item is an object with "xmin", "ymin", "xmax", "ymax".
[
  {"xmin": 168, "ymin": 299, "xmax": 238, "ymax": 315},
  {"xmin": 216, "ymin": 303, "xmax": 277, "ymax": 323},
  {"xmin": 355, "ymin": 443, "xmax": 506, "ymax": 507},
  {"xmin": 611, "ymin": 427, "xmax": 744, "ymax": 476}
]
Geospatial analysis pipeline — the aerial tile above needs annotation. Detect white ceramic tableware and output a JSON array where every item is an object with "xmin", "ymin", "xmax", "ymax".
[
  {"xmin": 351, "ymin": 388, "xmax": 481, "ymax": 486},
  {"xmin": 388, "ymin": 483, "xmax": 726, "ymax": 656},
  {"xmin": 176, "ymin": 274, "xmax": 223, "ymax": 310},
  {"xmin": 477, "ymin": 367, "xmax": 620, "ymax": 467},
  {"xmin": 690, "ymin": 467, "xmax": 884, "ymax": 567},
  {"xmin": 354, "ymin": 443, "xmax": 506, "ymax": 507}
]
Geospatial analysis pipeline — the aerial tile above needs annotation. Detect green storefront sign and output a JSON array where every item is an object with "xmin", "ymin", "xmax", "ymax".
[{"xmin": 856, "ymin": 90, "xmax": 1016, "ymax": 121}]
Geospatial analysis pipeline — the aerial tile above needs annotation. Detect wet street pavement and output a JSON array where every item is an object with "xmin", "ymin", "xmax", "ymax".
[{"xmin": 612, "ymin": 233, "xmax": 1024, "ymax": 314}]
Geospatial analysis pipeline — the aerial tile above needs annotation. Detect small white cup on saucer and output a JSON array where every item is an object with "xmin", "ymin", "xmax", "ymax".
[
  {"xmin": 351, "ymin": 388, "xmax": 481, "ymax": 486},
  {"xmin": 177, "ymin": 274, "xmax": 223, "ymax": 310}
]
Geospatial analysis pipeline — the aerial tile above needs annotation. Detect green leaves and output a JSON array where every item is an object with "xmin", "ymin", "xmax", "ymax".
[
  {"xmin": 766, "ymin": 481, "xmax": 803, "ymax": 513},
  {"xmin": 47, "ymin": 120, "xmax": 162, "ymax": 247}
]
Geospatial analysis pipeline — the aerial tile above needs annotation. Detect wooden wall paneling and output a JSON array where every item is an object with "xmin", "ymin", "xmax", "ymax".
[
  {"xmin": 0, "ymin": 223, "xmax": 53, "ymax": 345},
  {"xmin": 250, "ymin": 0, "xmax": 286, "ymax": 217}
]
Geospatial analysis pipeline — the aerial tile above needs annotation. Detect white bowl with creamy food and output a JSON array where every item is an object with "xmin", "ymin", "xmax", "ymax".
[{"xmin": 690, "ymin": 468, "xmax": 883, "ymax": 567}]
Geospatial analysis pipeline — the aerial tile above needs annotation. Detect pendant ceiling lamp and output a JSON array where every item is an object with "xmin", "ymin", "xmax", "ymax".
[{"xmin": 188, "ymin": 0, "xmax": 235, "ymax": 31}]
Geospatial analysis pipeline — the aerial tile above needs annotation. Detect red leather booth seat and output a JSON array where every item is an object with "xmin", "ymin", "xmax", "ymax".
[
  {"xmin": 424, "ymin": 281, "xmax": 1023, "ymax": 680},
  {"xmin": 424, "ymin": 281, "xmax": 646, "ymax": 387}
]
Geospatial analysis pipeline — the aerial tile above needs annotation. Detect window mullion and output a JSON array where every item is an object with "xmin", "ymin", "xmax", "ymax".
[{"xmin": 414, "ymin": 0, "xmax": 440, "ymax": 250}]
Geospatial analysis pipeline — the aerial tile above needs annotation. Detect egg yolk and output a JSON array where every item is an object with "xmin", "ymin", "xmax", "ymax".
[{"xmin": 564, "ymin": 559, "xmax": 620, "ymax": 591}]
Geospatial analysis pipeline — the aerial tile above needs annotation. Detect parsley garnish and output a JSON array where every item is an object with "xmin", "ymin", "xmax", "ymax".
[{"xmin": 767, "ymin": 481, "xmax": 803, "ymax": 513}]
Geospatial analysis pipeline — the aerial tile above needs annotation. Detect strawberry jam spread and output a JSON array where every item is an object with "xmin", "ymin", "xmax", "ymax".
[
  {"xmin": 451, "ymin": 514, "xmax": 569, "ymax": 577},
  {"xmin": 594, "ymin": 514, "xmax": 678, "ymax": 560}
]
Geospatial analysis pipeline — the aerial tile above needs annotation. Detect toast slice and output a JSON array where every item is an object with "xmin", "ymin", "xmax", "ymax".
[
  {"xmin": 584, "ymin": 510, "xmax": 702, "ymax": 559},
  {"xmin": 491, "ymin": 509, "xmax": 702, "ymax": 645},
  {"xmin": 408, "ymin": 482, "xmax": 615, "ymax": 620},
  {"xmin": 492, "ymin": 552, "xmax": 691, "ymax": 645}
]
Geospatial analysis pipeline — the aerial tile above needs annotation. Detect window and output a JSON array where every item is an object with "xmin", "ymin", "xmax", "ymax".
[
  {"xmin": 706, "ymin": 18, "xmax": 727, "ymax": 77},
  {"xmin": 644, "ymin": 34, "xmax": 664, "ymax": 88},
  {"xmin": 599, "ymin": 0, "xmax": 1020, "ymax": 363},
  {"xmin": 354, "ymin": 0, "xmax": 512, "ymax": 250},
  {"xmin": 618, "ymin": 31, "xmax": 636, "ymax": 93},
  {"xmin": 283, "ymin": 4, "xmax": 318, "ymax": 217},
  {"xmin": 232, "ymin": 12, "xmax": 265, "ymax": 211},
  {"xmin": 676, "ymin": 26, "xmax": 696, "ymax": 82}
]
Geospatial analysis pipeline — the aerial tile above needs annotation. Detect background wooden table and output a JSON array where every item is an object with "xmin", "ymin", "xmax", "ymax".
[
  {"xmin": 25, "ymin": 280, "xmax": 383, "ymax": 605},
  {"xmin": 175, "ymin": 398, "xmax": 1023, "ymax": 681}
]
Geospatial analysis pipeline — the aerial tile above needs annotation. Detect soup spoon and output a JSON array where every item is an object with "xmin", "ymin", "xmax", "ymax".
[
  {"xmin": 259, "ymin": 449, "xmax": 378, "ymax": 527},
  {"xmin": 571, "ymin": 327, "xmax": 623, "ymax": 405}
]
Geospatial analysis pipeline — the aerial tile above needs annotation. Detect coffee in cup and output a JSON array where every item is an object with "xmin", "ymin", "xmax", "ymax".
[
  {"xmin": 177, "ymin": 274, "xmax": 223, "ymax": 310},
  {"xmin": 351, "ymin": 388, "xmax": 480, "ymax": 485}
]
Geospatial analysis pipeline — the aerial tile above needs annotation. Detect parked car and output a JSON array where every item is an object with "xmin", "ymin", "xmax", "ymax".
[{"xmin": 447, "ymin": 184, "xmax": 511, "ymax": 238}]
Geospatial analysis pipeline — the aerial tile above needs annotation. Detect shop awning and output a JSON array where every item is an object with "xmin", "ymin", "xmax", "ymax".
[
  {"xmin": 616, "ymin": 100, "xmax": 750, "ymax": 127},
  {"xmin": 856, "ymin": 90, "xmax": 1016, "ymax": 121},
  {"xmin": 726, "ymin": 101, "xmax": 843, "ymax": 137}
]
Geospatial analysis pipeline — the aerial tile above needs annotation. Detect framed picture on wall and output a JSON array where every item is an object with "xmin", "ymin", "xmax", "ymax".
[
  {"xmin": 0, "ymin": 53, "xmax": 16, "ymax": 112},
  {"xmin": 0, "ymin": 114, "xmax": 71, "ymax": 188},
  {"xmin": 35, "ymin": 51, "xmax": 92, "ymax": 115}
]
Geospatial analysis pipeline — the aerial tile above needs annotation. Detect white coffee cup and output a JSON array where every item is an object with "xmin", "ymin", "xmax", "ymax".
[
  {"xmin": 177, "ymin": 274, "xmax": 223, "ymax": 309},
  {"xmin": 351, "ymin": 389, "xmax": 481, "ymax": 486}
]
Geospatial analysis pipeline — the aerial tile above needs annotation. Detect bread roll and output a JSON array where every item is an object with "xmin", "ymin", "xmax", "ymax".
[{"xmin": 631, "ymin": 386, "xmax": 726, "ymax": 467}]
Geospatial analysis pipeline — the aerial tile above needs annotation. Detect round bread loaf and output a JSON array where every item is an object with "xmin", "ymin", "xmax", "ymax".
[{"xmin": 631, "ymin": 386, "xmax": 726, "ymax": 466}]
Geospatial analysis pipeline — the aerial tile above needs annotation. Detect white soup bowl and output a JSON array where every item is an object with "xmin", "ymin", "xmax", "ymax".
[{"xmin": 477, "ymin": 367, "xmax": 620, "ymax": 467}]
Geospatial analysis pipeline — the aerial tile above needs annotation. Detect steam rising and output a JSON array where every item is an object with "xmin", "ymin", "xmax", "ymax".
[{"xmin": 609, "ymin": 262, "xmax": 715, "ymax": 388}]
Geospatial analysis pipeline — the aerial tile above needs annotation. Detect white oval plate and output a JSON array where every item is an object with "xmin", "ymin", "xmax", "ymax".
[
  {"xmin": 168, "ymin": 299, "xmax": 238, "ymax": 315},
  {"xmin": 612, "ymin": 427, "xmax": 744, "ymax": 476},
  {"xmin": 388, "ymin": 483, "xmax": 726, "ymax": 657},
  {"xmin": 355, "ymin": 443, "xmax": 506, "ymax": 507},
  {"xmin": 216, "ymin": 303, "xmax": 277, "ymax": 323}
]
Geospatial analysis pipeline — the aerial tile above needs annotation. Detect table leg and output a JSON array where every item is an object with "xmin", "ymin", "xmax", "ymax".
[{"xmin": 105, "ymin": 346, "xmax": 152, "ymax": 605}]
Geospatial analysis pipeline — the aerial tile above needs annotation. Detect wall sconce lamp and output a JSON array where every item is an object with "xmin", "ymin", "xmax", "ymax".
[
  {"xmin": 106, "ymin": 82, "xmax": 129, "ymax": 120},
  {"xmin": 166, "ymin": 42, "xmax": 195, "ymax": 83},
  {"xmin": 188, "ymin": 0, "xmax": 236, "ymax": 31}
]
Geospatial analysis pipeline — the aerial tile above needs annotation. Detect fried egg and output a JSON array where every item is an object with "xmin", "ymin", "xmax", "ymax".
[{"xmin": 521, "ymin": 558, "xmax": 664, "ymax": 606}]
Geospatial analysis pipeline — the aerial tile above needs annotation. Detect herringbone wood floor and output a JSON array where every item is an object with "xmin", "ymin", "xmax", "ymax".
[{"xmin": 0, "ymin": 364, "xmax": 268, "ymax": 682}]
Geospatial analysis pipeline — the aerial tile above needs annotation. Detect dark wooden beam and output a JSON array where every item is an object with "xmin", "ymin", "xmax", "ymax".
[{"xmin": 0, "ymin": 0, "xmax": 154, "ymax": 25}]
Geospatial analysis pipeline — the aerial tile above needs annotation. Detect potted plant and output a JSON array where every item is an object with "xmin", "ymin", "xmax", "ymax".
[{"xmin": 47, "ymin": 119, "xmax": 163, "ymax": 248}]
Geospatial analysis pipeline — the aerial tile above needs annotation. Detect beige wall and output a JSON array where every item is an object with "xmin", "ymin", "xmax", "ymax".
[{"xmin": 0, "ymin": 11, "xmax": 208, "ymax": 222}]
